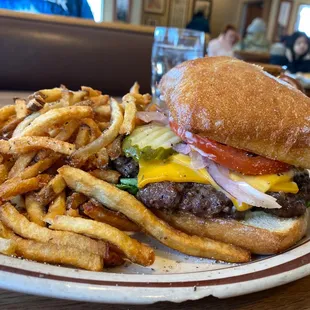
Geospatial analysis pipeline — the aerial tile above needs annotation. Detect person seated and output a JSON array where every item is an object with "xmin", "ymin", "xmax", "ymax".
[
  {"xmin": 186, "ymin": 9, "xmax": 210, "ymax": 33},
  {"xmin": 0, "ymin": 0, "xmax": 93, "ymax": 19},
  {"xmin": 234, "ymin": 17, "xmax": 269, "ymax": 53},
  {"xmin": 270, "ymin": 32, "xmax": 310, "ymax": 74},
  {"xmin": 207, "ymin": 25, "xmax": 239, "ymax": 57}
]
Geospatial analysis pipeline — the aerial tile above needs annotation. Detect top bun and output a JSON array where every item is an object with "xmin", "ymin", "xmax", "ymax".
[{"xmin": 159, "ymin": 57, "xmax": 310, "ymax": 168}]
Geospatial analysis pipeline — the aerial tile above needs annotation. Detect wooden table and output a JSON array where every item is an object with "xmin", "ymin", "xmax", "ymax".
[{"xmin": 1, "ymin": 275, "xmax": 310, "ymax": 309}]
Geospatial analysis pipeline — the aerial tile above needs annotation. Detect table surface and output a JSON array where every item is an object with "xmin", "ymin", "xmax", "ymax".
[{"xmin": 1, "ymin": 91, "xmax": 310, "ymax": 309}]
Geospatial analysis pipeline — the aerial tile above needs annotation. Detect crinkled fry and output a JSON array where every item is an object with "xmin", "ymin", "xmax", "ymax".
[
  {"xmin": 0, "ymin": 203, "xmax": 107, "ymax": 257},
  {"xmin": 59, "ymin": 166, "xmax": 251, "ymax": 263},
  {"xmin": 70, "ymin": 99, "xmax": 123, "ymax": 166},
  {"xmin": 21, "ymin": 106, "xmax": 93, "ymax": 137},
  {"xmin": 49, "ymin": 215, "xmax": 154, "ymax": 266}
]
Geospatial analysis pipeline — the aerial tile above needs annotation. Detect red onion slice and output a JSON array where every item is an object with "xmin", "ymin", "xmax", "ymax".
[
  {"xmin": 207, "ymin": 160, "xmax": 282, "ymax": 209},
  {"xmin": 173, "ymin": 143, "xmax": 191, "ymax": 155},
  {"xmin": 189, "ymin": 149, "xmax": 209, "ymax": 170},
  {"xmin": 136, "ymin": 111, "xmax": 168, "ymax": 125}
]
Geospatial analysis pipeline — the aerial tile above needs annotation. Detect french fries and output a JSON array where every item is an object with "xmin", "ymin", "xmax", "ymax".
[
  {"xmin": 14, "ymin": 98, "xmax": 28, "ymax": 119},
  {"xmin": 89, "ymin": 169, "xmax": 120, "ymax": 184},
  {"xmin": 8, "ymin": 152, "xmax": 36, "ymax": 178},
  {"xmin": 70, "ymin": 99, "xmax": 123, "ymax": 166},
  {"xmin": 0, "ymin": 105, "xmax": 15, "ymax": 122},
  {"xmin": 35, "ymin": 174, "xmax": 66, "ymax": 207},
  {"xmin": 0, "ymin": 203, "xmax": 107, "ymax": 257},
  {"xmin": 49, "ymin": 215, "xmax": 154, "ymax": 266},
  {"xmin": 0, "ymin": 84, "xmax": 253, "ymax": 272},
  {"xmin": 0, "ymin": 137, "xmax": 76, "ymax": 155},
  {"xmin": 44, "ymin": 191, "xmax": 66, "ymax": 222},
  {"xmin": 14, "ymin": 237, "xmax": 103, "ymax": 271},
  {"xmin": 21, "ymin": 106, "xmax": 92, "ymax": 136},
  {"xmin": 59, "ymin": 166, "xmax": 251, "ymax": 263},
  {"xmin": 0, "ymin": 175, "xmax": 51, "ymax": 200},
  {"xmin": 25, "ymin": 194, "xmax": 46, "ymax": 226},
  {"xmin": 82, "ymin": 199, "xmax": 140, "ymax": 232},
  {"xmin": 0, "ymin": 237, "xmax": 16, "ymax": 255},
  {"xmin": 119, "ymin": 95, "xmax": 137, "ymax": 135},
  {"xmin": 66, "ymin": 192, "xmax": 87, "ymax": 210}
]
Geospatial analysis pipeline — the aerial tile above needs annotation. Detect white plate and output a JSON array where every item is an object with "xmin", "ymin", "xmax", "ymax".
[
  {"xmin": 1, "ymin": 230, "xmax": 310, "ymax": 304},
  {"xmin": 1, "ymin": 92, "xmax": 310, "ymax": 304}
]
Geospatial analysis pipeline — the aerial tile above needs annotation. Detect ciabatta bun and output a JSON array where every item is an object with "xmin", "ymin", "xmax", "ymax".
[
  {"xmin": 159, "ymin": 56, "xmax": 310, "ymax": 168},
  {"xmin": 154, "ymin": 209, "xmax": 309, "ymax": 255}
]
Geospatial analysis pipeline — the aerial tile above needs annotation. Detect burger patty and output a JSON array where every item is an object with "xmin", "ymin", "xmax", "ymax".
[
  {"xmin": 112, "ymin": 156, "xmax": 139, "ymax": 178},
  {"xmin": 137, "ymin": 182, "xmax": 245, "ymax": 220},
  {"xmin": 114, "ymin": 156, "xmax": 309, "ymax": 219},
  {"xmin": 264, "ymin": 172, "xmax": 309, "ymax": 218}
]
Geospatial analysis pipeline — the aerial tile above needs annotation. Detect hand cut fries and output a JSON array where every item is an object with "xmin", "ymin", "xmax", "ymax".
[
  {"xmin": 0, "ymin": 84, "xmax": 251, "ymax": 272},
  {"xmin": 70, "ymin": 98, "xmax": 123, "ymax": 166},
  {"xmin": 25, "ymin": 194, "xmax": 46, "ymax": 226},
  {"xmin": 82, "ymin": 199, "xmax": 140, "ymax": 232},
  {"xmin": 0, "ymin": 137, "xmax": 76, "ymax": 155},
  {"xmin": 0, "ymin": 105, "xmax": 15, "ymax": 122},
  {"xmin": 0, "ymin": 174, "xmax": 51, "ymax": 200},
  {"xmin": 44, "ymin": 191, "xmax": 66, "ymax": 222},
  {"xmin": 15, "ymin": 237, "xmax": 103, "ymax": 271},
  {"xmin": 66, "ymin": 192, "xmax": 88, "ymax": 210},
  {"xmin": 49, "ymin": 215, "xmax": 154, "ymax": 266},
  {"xmin": 0, "ymin": 203, "xmax": 107, "ymax": 257},
  {"xmin": 14, "ymin": 98, "xmax": 28, "ymax": 119},
  {"xmin": 59, "ymin": 166, "xmax": 250, "ymax": 263},
  {"xmin": 0, "ymin": 237, "xmax": 16, "ymax": 255},
  {"xmin": 21, "ymin": 106, "xmax": 92, "ymax": 136},
  {"xmin": 119, "ymin": 94, "xmax": 137, "ymax": 135}
]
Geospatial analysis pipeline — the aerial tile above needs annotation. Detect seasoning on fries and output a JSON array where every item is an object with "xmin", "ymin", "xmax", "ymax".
[{"xmin": 0, "ymin": 82, "xmax": 254, "ymax": 273}]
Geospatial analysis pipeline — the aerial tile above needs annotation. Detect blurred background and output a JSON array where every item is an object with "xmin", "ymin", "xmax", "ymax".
[{"xmin": 0, "ymin": 0, "xmax": 309, "ymax": 95}]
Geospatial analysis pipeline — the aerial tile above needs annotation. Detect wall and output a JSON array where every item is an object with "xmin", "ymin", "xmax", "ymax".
[{"xmin": 288, "ymin": 0, "xmax": 310, "ymax": 34}]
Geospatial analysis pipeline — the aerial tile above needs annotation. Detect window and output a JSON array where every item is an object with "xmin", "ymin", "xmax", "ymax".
[
  {"xmin": 296, "ymin": 5, "xmax": 310, "ymax": 36},
  {"xmin": 87, "ymin": 0, "xmax": 104, "ymax": 22}
]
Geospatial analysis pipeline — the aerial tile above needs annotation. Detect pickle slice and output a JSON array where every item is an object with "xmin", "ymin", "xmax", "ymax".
[{"xmin": 123, "ymin": 123, "xmax": 181, "ymax": 161}]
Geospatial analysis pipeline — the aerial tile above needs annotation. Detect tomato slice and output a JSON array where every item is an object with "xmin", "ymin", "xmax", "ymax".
[{"xmin": 170, "ymin": 122, "xmax": 291, "ymax": 175}]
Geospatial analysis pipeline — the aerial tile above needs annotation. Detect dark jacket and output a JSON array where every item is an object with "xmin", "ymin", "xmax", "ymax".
[
  {"xmin": 186, "ymin": 12, "xmax": 210, "ymax": 33},
  {"xmin": 270, "ymin": 54, "xmax": 310, "ymax": 73},
  {"xmin": 0, "ymin": 0, "xmax": 93, "ymax": 19}
]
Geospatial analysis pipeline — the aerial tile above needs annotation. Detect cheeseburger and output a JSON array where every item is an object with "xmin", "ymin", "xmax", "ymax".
[{"xmin": 114, "ymin": 56, "xmax": 310, "ymax": 255}]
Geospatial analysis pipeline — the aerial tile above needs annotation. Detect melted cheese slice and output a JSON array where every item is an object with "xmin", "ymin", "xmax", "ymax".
[
  {"xmin": 229, "ymin": 171, "xmax": 298, "ymax": 194},
  {"xmin": 138, "ymin": 154, "xmax": 212, "ymax": 188},
  {"xmin": 138, "ymin": 154, "xmax": 298, "ymax": 211}
]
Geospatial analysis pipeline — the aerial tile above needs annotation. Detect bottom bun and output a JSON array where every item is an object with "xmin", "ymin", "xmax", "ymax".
[{"xmin": 153, "ymin": 209, "xmax": 309, "ymax": 255}]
